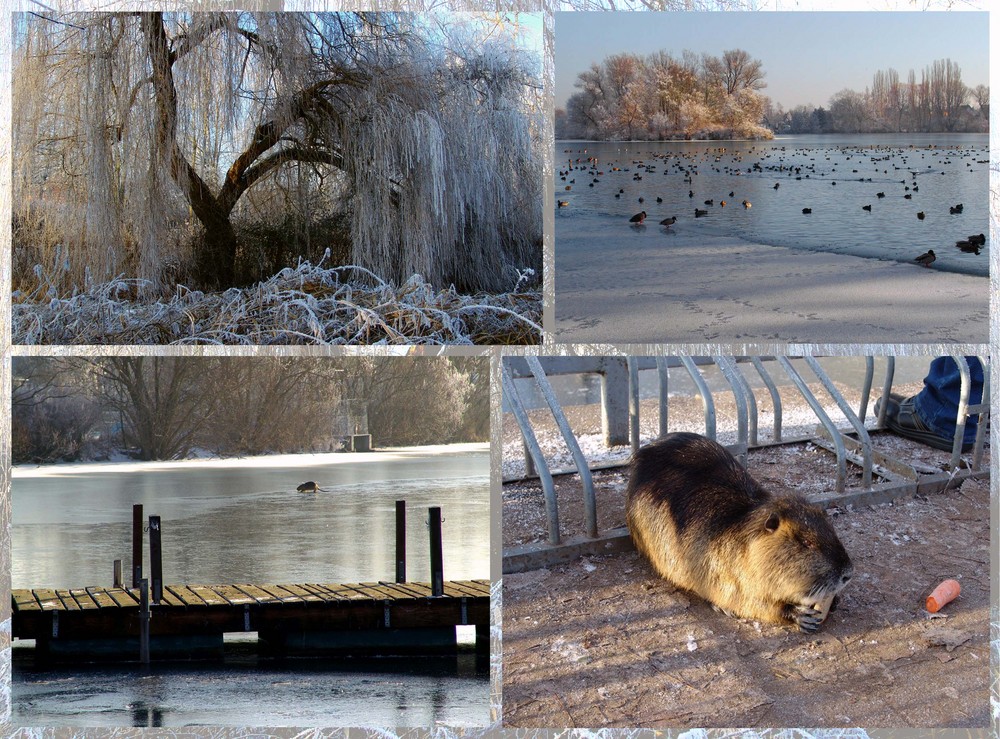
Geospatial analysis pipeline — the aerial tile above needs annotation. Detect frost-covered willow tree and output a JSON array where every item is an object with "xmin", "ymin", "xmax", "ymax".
[{"xmin": 13, "ymin": 12, "xmax": 543, "ymax": 292}]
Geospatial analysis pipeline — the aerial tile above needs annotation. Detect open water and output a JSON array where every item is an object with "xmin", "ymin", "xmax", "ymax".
[
  {"xmin": 10, "ymin": 444, "xmax": 490, "ymax": 728},
  {"xmin": 556, "ymin": 133, "xmax": 988, "ymax": 276}
]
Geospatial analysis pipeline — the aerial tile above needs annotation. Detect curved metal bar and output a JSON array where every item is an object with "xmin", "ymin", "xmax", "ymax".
[
  {"xmin": 730, "ymin": 358, "xmax": 759, "ymax": 446},
  {"xmin": 655, "ymin": 356, "xmax": 669, "ymax": 439},
  {"xmin": 858, "ymin": 356, "xmax": 874, "ymax": 423},
  {"xmin": 949, "ymin": 356, "xmax": 972, "ymax": 471},
  {"xmin": 627, "ymin": 357, "xmax": 641, "ymax": 454},
  {"xmin": 804, "ymin": 356, "xmax": 873, "ymax": 489},
  {"xmin": 501, "ymin": 364, "xmax": 559, "ymax": 544},
  {"xmin": 525, "ymin": 357, "xmax": 597, "ymax": 539},
  {"xmin": 750, "ymin": 357, "xmax": 782, "ymax": 442},
  {"xmin": 971, "ymin": 356, "xmax": 990, "ymax": 471},
  {"xmin": 680, "ymin": 355, "xmax": 716, "ymax": 439},
  {"xmin": 777, "ymin": 357, "xmax": 848, "ymax": 493},
  {"xmin": 877, "ymin": 356, "xmax": 896, "ymax": 428},
  {"xmin": 714, "ymin": 357, "xmax": 748, "ymax": 448}
]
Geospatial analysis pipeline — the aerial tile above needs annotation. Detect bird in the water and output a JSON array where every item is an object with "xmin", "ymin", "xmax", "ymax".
[
  {"xmin": 914, "ymin": 249, "xmax": 936, "ymax": 267},
  {"xmin": 694, "ymin": 208, "xmax": 708, "ymax": 217},
  {"xmin": 656, "ymin": 196, "xmax": 663, "ymax": 203},
  {"xmin": 802, "ymin": 208, "xmax": 812, "ymax": 214},
  {"xmin": 917, "ymin": 211, "xmax": 925, "ymax": 220},
  {"xmin": 950, "ymin": 203, "xmax": 964, "ymax": 214},
  {"xmin": 629, "ymin": 211, "xmax": 647, "ymax": 224},
  {"xmin": 968, "ymin": 233, "xmax": 986, "ymax": 245},
  {"xmin": 558, "ymin": 200, "xmax": 569, "ymax": 208},
  {"xmin": 659, "ymin": 216, "xmax": 677, "ymax": 227},
  {"xmin": 862, "ymin": 204, "xmax": 872, "ymax": 212},
  {"xmin": 742, "ymin": 200, "xmax": 751, "ymax": 209},
  {"xmin": 297, "ymin": 481, "xmax": 322, "ymax": 493}
]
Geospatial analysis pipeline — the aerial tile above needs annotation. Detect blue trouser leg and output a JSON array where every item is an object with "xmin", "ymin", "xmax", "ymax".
[{"xmin": 911, "ymin": 356, "xmax": 984, "ymax": 444}]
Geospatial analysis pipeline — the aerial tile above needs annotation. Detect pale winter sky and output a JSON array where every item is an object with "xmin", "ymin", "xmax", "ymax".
[{"xmin": 555, "ymin": 12, "xmax": 988, "ymax": 111}]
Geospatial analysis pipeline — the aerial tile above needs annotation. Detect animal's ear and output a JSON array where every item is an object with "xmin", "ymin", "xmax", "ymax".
[{"xmin": 764, "ymin": 512, "xmax": 781, "ymax": 532}]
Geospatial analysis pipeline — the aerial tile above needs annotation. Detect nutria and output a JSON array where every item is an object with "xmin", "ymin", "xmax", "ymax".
[{"xmin": 625, "ymin": 433, "xmax": 853, "ymax": 633}]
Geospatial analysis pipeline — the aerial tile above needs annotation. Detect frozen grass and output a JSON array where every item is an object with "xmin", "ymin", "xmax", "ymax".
[{"xmin": 12, "ymin": 260, "xmax": 541, "ymax": 346}]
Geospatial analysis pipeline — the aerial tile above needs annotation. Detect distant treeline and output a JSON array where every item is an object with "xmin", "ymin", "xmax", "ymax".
[
  {"xmin": 767, "ymin": 60, "xmax": 987, "ymax": 134},
  {"xmin": 13, "ymin": 357, "xmax": 489, "ymax": 463},
  {"xmin": 557, "ymin": 52, "xmax": 987, "ymax": 140}
]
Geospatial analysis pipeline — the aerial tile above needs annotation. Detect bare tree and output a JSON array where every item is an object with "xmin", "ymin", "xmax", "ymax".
[
  {"xmin": 91, "ymin": 357, "xmax": 219, "ymax": 460},
  {"xmin": 14, "ymin": 12, "xmax": 542, "ymax": 293}
]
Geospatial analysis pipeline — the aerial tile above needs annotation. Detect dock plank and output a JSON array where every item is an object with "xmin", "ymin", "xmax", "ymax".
[
  {"xmin": 388, "ymin": 582, "xmax": 435, "ymax": 598},
  {"xmin": 338, "ymin": 583, "xmax": 390, "ymax": 600},
  {"xmin": 104, "ymin": 587, "xmax": 139, "ymax": 609},
  {"xmin": 211, "ymin": 585, "xmax": 257, "ymax": 606},
  {"xmin": 54, "ymin": 590, "xmax": 82, "ymax": 611},
  {"xmin": 444, "ymin": 581, "xmax": 489, "ymax": 597},
  {"xmin": 12, "ymin": 590, "xmax": 41, "ymax": 612},
  {"xmin": 257, "ymin": 585, "xmax": 307, "ymax": 603},
  {"xmin": 34, "ymin": 589, "xmax": 65, "ymax": 611},
  {"xmin": 188, "ymin": 585, "xmax": 229, "ymax": 607},
  {"xmin": 233, "ymin": 584, "xmax": 282, "ymax": 604},
  {"xmin": 274, "ymin": 584, "xmax": 324, "ymax": 603},
  {"xmin": 359, "ymin": 582, "xmax": 408, "ymax": 600},
  {"xmin": 156, "ymin": 587, "xmax": 186, "ymax": 607},
  {"xmin": 299, "ymin": 584, "xmax": 348, "ymax": 602},
  {"xmin": 375, "ymin": 582, "xmax": 427, "ymax": 599},
  {"xmin": 167, "ymin": 585, "xmax": 208, "ymax": 607},
  {"xmin": 68, "ymin": 589, "xmax": 101, "ymax": 610},
  {"xmin": 85, "ymin": 587, "xmax": 120, "ymax": 609}
]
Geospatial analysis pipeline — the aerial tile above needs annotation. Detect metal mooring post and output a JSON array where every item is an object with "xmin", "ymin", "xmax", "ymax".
[
  {"xmin": 139, "ymin": 578, "xmax": 150, "ymax": 664},
  {"xmin": 132, "ymin": 504, "xmax": 143, "ymax": 587},
  {"xmin": 395, "ymin": 500, "xmax": 407, "ymax": 583},
  {"xmin": 113, "ymin": 559, "xmax": 123, "ymax": 588},
  {"xmin": 429, "ymin": 507, "xmax": 444, "ymax": 596},
  {"xmin": 149, "ymin": 516, "xmax": 163, "ymax": 605}
]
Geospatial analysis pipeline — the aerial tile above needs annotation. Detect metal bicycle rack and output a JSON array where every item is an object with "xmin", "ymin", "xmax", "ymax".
[{"xmin": 502, "ymin": 356, "xmax": 990, "ymax": 574}]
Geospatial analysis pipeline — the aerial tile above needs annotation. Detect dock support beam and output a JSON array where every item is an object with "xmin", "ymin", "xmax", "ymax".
[
  {"xmin": 132, "ymin": 504, "xmax": 143, "ymax": 587},
  {"xmin": 139, "ymin": 578, "xmax": 150, "ymax": 664},
  {"xmin": 396, "ymin": 500, "xmax": 406, "ymax": 583},
  {"xmin": 429, "ymin": 507, "xmax": 444, "ymax": 596},
  {"xmin": 149, "ymin": 515, "xmax": 163, "ymax": 605}
]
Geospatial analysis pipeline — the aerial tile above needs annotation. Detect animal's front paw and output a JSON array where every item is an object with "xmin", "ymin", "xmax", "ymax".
[{"xmin": 788, "ymin": 603, "xmax": 824, "ymax": 633}]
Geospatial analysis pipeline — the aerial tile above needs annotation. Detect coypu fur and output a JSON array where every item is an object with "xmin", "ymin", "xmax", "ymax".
[{"xmin": 625, "ymin": 432, "xmax": 853, "ymax": 632}]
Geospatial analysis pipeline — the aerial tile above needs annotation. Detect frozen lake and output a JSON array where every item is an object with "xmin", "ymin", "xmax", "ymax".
[
  {"xmin": 557, "ymin": 133, "xmax": 988, "ymax": 276},
  {"xmin": 10, "ymin": 443, "xmax": 491, "ymax": 728}
]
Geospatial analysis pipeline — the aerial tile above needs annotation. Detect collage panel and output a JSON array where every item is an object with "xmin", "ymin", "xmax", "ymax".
[
  {"xmin": 553, "ymin": 11, "xmax": 989, "ymax": 344},
  {"xmin": 7, "ymin": 355, "xmax": 491, "ymax": 727},
  {"xmin": 1, "ymin": 1, "xmax": 997, "ymax": 737},
  {"xmin": 10, "ymin": 11, "xmax": 543, "ymax": 346},
  {"xmin": 501, "ymin": 355, "xmax": 990, "ymax": 728}
]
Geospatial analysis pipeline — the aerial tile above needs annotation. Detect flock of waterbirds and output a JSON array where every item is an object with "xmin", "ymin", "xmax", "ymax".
[{"xmin": 558, "ymin": 143, "xmax": 988, "ymax": 268}]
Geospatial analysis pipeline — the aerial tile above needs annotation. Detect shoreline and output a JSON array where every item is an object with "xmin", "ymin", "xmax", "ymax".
[
  {"xmin": 554, "ymin": 233, "xmax": 990, "ymax": 344},
  {"xmin": 11, "ymin": 442, "xmax": 489, "ymax": 476}
]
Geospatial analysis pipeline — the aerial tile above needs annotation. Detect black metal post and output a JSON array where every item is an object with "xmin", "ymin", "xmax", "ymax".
[
  {"xmin": 429, "ymin": 506, "xmax": 443, "ymax": 596},
  {"xmin": 132, "ymin": 504, "xmax": 143, "ymax": 587},
  {"xmin": 149, "ymin": 515, "xmax": 162, "ymax": 605},
  {"xmin": 139, "ymin": 578, "xmax": 150, "ymax": 664},
  {"xmin": 395, "ymin": 500, "xmax": 406, "ymax": 583}
]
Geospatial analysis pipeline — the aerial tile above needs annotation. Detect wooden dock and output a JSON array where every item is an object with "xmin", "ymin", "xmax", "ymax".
[{"xmin": 12, "ymin": 579, "xmax": 490, "ymax": 662}]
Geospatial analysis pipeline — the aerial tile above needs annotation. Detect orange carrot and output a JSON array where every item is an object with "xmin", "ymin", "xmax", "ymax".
[{"xmin": 926, "ymin": 579, "xmax": 961, "ymax": 613}]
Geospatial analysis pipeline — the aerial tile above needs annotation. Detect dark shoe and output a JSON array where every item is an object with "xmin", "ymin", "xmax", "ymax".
[
  {"xmin": 873, "ymin": 392, "xmax": 905, "ymax": 421},
  {"xmin": 885, "ymin": 395, "xmax": 971, "ymax": 453}
]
